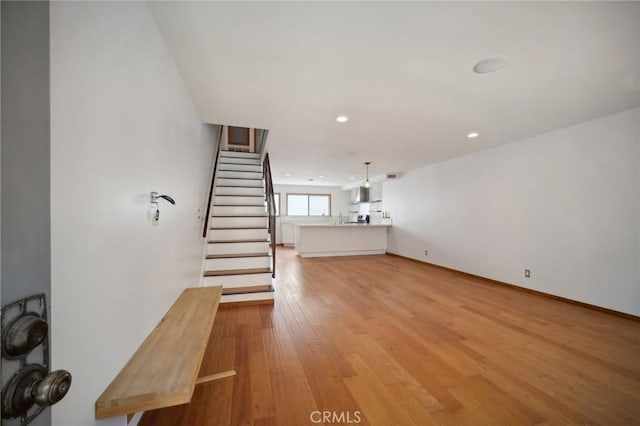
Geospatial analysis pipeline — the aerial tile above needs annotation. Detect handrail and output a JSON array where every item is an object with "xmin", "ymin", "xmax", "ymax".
[
  {"xmin": 258, "ymin": 129, "xmax": 270, "ymax": 164},
  {"xmin": 254, "ymin": 128, "xmax": 269, "ymax": 156},
  {"xmin": 202, "ymin": 126, "xmax": 224, "ymax": 238},
  {"xmin": 263, "ymin": 153, "xmax": 276, "ymax": 278}
]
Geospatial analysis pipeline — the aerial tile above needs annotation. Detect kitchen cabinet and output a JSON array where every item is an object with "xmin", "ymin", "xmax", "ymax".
[
  {"xmin": 281, "ymin": 223, "xmax": 295, "ymax": 246},
  {"xmin": 294, "ymin": 223, "xmax": 391, "ymax": 257}
]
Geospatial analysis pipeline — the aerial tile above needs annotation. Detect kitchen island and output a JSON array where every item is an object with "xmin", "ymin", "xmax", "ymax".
[{"xmin": 294, "ymin": 223, "xmax": 390, "ymax": 257}]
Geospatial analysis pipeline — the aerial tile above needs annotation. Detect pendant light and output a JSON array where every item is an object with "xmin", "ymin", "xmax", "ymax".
[{"xmin": 364, "ymin": 162, "xmax": 371, "ymax": 188}]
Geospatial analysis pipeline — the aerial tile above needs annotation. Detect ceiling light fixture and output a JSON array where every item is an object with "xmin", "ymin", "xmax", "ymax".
[
  {"xmin": 285, "ymin": 173, "xmax": 291, "ymax": 177},
  {"xmin": 318, "ymin": 175, "xmax": 324, "ymax": 179},
  {"xmin": 467, "ymin": 132, "xmax": 480, "ymax": 139},
  {"xmin": 363, "ymin": 162, "xmax": 371, "ymax": 188},
  {"xmin": 336, "ymin": 116, "xmax": 349, "ymax": 123},
  {"xmin": 349, "ymin": 176, "xmax": 354, "ymax": 180},
  {"xmin": 473, "ymin": 55, "xmax": 509, "ymax": 74}
]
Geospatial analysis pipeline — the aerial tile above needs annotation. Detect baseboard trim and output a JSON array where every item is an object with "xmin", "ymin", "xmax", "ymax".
[{"xmin": 385, "ymin": 252, "xmax": 640, "ymax": 322}]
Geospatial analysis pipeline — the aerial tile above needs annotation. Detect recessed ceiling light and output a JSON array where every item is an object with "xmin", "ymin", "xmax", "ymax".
[
  {"xmin": 285, "ymin": 173, "xmax": 291, "ymax": 177},
  {"xmin": 318, "ymin": 175, "xmax": 324, "ymax": 178},
  {"xmin": 473, "ymin": 55, "xmax": 509, "ymax": 74},
  {"xmin": 336, "ymin": 116, "xmax": 349, "ymax": 123},
  {"xmin": 349, "ymin": 176, "xmax": 355, "ymax": 180},
  {"xmin": 467, "ymin": 132, "xmax": 480, "ymax": 139}
]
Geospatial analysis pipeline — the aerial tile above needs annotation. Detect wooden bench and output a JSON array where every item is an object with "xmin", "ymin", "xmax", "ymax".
[{"xmin": 95, "ymin": 286, "xmax": 233, "ymax": 419}]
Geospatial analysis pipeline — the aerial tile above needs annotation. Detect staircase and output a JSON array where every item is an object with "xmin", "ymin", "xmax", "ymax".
[{"xmin": 203, "ymin": 150, "xmax": 275, "ymax": 305}]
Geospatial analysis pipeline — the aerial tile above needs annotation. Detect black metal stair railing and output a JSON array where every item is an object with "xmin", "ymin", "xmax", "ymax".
[{"xmin": 263, "ymin": 153, "xmax": 276, "ymax": 278}]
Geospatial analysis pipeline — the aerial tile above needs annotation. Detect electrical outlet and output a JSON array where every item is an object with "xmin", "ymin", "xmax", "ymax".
[
  {"xmin": 525, "ymin": 269, "xmax": 530, "ymax": 278},
  {"xmin": 424, "ymin": 250, "xmax": 428, "ymax": 256}
]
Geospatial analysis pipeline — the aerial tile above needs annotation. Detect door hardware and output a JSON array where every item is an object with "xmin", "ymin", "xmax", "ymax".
[
  {"xmin": 2, "ymin": 365, "xmax": 71, "ymax": 420},
  {"xmin": 1, "ymin": 294, "xmax": 72, "ymax": 425},
  {"xmin": 2, "ymin": 314, "xmax": 48, "ymax": 358}
]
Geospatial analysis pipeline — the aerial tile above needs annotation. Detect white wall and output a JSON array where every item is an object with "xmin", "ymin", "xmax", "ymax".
[
  {"xmin": 273, "ymin": 184, "xmax": 350, "ymax": 243},
  {"xmin": 384, "ymin": 108, "xmax": 640, "ymax": 316},
  {"xmin": 50, "ymin": 3, "xmax": 217, "ymax": 425}
]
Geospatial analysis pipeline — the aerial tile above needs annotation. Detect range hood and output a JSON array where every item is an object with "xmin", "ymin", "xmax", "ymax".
[{"xmin": 357, "ymin": 186, "xmax": 370, "ymax": 202}]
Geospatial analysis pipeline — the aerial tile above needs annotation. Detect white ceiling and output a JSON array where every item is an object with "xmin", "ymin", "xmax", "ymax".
[{"xmin": 149, "ymin": 1, "xmax": 640, "ymax": 187}]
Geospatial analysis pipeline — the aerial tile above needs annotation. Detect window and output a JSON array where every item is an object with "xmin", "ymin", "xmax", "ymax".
[
  {"xmin": 287, "ymin": 195, "xmax": 308, "ymax": 216},
  {"xmin": 273, "ymin": 193, "xmax": 280, "ymax": 216},
  {"xmin": 286, "ymin": 194, "xmax": 331, "ymax": 216}
]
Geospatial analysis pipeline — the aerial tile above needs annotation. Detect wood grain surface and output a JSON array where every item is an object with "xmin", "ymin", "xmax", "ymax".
[
  {"xmin": 141, "ymin": 247, "xmax": 640, "ymax": 425},
  {"xmin": 95, "ymin": 287, "xmax": 222, "ymax": 419}
]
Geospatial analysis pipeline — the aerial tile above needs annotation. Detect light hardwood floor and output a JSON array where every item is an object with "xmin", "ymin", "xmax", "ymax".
[{"xmin": 141, "ymin": 247, "xmax": 640, "ymax": 425}]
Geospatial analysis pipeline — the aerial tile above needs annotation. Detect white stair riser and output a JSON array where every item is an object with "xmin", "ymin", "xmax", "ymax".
[
  {"xmin": 213, "ymin": 195, "xmax": 265, "ymax": 205},
  {"xmin": 218, "ymin": 163, "xmax": 262, "ymax": 172},
  {"xmin": 217, "ymin": 178, "xmax": 263, "ymax": 187},
  {"xmin": 202, "ymin": 272, "xmax": 272, "ymax": 287},
  {"xmin": 219, "ymin": 158, "xmax": 261, "ymax": 166},
  {"xmin": 215, "ymin": 186, "xmax": 264, "ymax": 196},
  {"xmin": 220, "ymin": 292, "xmax": 275, "ymax": 304},
  {"xmin": 218, "ymin": 170, "xmax": 263, "ymax": 179},
  {"xmin": 213, "ymin": 205, "xmax": 266, "ymax": 216},
  {"xmin": 220, "ymin": 151, "xmax": 260, "ymax": 159},
  {"xmin": 205, "ymin": 256, "xmax": 271, "ymax": 271},
  {"xmin": 208, "ymin": 228, "xmax": 269, "ymax": 241},
  {"xmin": 208, "ymin": 217, "xmax": 268, "ymax": 228},
  {"xmin": 208, "ymin": 241, "xmax": 270, "ymax": 255}
]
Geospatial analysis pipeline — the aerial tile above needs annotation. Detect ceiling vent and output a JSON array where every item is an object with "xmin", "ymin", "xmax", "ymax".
[{"xmin": 386, "ymin": 173, "xmax": 400, "ymax": 180}]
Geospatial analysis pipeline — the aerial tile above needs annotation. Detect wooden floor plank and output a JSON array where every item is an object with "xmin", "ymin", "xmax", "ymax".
[{"xmin": 141, "ymin": 247, "xmax": 640, "ymax": 425}]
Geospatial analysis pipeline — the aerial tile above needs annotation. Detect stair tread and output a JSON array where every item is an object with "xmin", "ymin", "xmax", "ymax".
[
  {"xmin": 216, "ymin": 185, "xmax": 264, "ymax": 188},
  {"xmin": 215, "ymin": 195, "xmax": 264, "ymax": 198},
  {"xmin": 210, "ymin": 226, "xmax": 268, "ymax": 230},
  {"xmin": 207, "ymin": 253, "xmax": 271, "ymax": 259},
  {"xmin": 221, "ymin": 150, "xmax": 259, "ymax": 154},
  {"xmin": 217, "ymin": 177, "xmax": 263, "ymax": 180},
  {"xmin": 208, "ymin": 239, "xmax": 269, "ymax": 243},
  {"xmin": 204, "ymin": 267, "xmax": 271, "ymax": 277},
  {"xmin": 219, "ymin": 161, "xmax": 261, "ymax": 166},
  {"xmin": 222, "ymin": 285, "xmax": 274, "ymax": 295},
  {"xmin": 211, "ymin": 215, "xmax": 267, "ymax": 218},
  {"xmin": 214, "ymin": 204, "xmax": 265, "ymax": 207}
]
